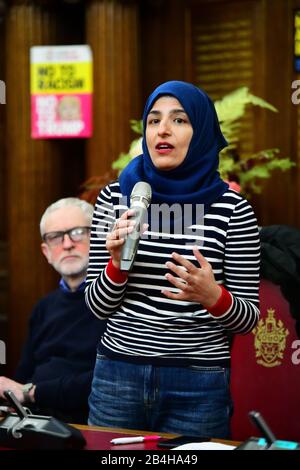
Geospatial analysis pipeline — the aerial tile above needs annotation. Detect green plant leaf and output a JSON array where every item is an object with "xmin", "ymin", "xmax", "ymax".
[
  {"xmin": 128, "ymin": 137, "xmax": 143, "ymax": 158},
  {"xmin": 112, "ymin": 152, "xmax": 132, "ymax": 172},
  {"xmin": 130, "ymin": 119, "xmax": 143, "ymax": 135},
  {"xmin": 215, "ymin": 87, "xmax": 277, "ymax": 123}
]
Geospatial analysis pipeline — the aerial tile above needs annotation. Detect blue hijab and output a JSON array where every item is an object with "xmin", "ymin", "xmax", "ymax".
[{"xmin": 119, "ymin": 81, "xmax": 228, "ymax": 207}]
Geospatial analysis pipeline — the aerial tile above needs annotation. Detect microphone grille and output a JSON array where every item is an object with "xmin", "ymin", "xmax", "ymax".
[{"xmin": 131, "ymin": 182, "xmax": 152, "ymax": 206}]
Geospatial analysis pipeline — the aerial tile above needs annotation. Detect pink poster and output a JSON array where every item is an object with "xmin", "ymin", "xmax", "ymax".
[
  {"xmin": 30, "ymin": 46, "xmax": 93, "ymax": 139},
  {"xmin": 31, "ymin": 94, "xmax": 92, "ymax": 138}
]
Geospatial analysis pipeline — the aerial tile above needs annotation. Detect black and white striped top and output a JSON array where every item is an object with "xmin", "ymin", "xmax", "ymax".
[{"xmin": 85, "ymin": 181, "xmax": 260, "ymax": 367}]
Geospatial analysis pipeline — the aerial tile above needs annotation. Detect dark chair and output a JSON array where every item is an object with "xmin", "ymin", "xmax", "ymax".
[{"xmin": 230, "ymin": 279, "xmax": 300, "ymax": 441}]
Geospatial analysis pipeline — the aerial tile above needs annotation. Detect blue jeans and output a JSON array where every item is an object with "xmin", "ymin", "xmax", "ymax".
[{"xmin": 88, "ymin": 355, "xmax": 232, "ymax": 438}]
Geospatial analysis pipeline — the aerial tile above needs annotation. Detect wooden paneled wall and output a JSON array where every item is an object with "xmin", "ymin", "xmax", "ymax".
[
  {"xmin": 85, "ymin": 0, "xmax": 141, "ymax": 177},
  {"xmin": 140, "ymin": 0, "xmax": 191, "ymax": 98},
  {"xmin": 0, "ymin": 17, "xmax": 5, "ymax": 243},
  {"xmin": 1, "ymin": 0, "xmax": 300, "ymax": 371},
  {"xmin": 6, "ymin": 3, "xmax": 66, "ymax": 371},
  {"xmin": 140, "ymin": 0, "xmax": 300, "ymax": 227},
  {"xmin": 0, "ymin": 10, "xmax": 6, "ymax": 371},
  {"xmin": 249, "ymin": 0, "xmax": 299, "ymax": 226},
  {"xmin": 2, "ymin": 0, "xmax": 142, "ymax": 372}
]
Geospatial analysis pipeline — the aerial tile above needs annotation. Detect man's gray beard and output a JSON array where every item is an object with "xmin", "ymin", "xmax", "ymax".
[{"xmin": 55, "ymin": 260, "xmax": 88, "ymax": 278}]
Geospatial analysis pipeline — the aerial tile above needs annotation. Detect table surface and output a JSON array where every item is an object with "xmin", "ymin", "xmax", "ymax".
[
  {"xmin": 75, "ymin": 424, "xmax": 239, "ymax": 450},
  {"xmin": 0, "ymin": 416, "xmax": 238, "ymax": 451}
]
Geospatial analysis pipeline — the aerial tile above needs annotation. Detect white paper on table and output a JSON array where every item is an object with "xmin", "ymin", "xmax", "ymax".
[{"xmin": 173, "ymin": 442, "xmax": 236, "ymax": 450}]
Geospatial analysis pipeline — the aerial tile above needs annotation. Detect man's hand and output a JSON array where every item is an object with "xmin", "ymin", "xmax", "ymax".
[{"xmin": 0, "ymin": 376, "xmax": 25, "ymax": 403}]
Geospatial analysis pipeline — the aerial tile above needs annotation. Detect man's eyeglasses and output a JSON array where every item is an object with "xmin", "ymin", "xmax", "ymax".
[{"xmin": 42, "ymin": 226, "xmax": 91, "ymax": 247}]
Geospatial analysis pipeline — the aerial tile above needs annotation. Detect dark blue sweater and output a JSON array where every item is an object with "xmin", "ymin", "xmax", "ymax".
[{"xmin": 14, "ymin": 288, "xmax": 105, "ymax": 423}]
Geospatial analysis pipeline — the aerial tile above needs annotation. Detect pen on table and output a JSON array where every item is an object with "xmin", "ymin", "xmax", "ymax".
[{"xmin": 111, "ymin": 435, "xmax": 161, "ymax": 445}]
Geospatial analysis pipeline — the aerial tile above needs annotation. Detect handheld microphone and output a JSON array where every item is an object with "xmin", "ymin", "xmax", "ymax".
[{"xmin": 120, "ymin": 182, "xmax": 152, "ymax": 272}]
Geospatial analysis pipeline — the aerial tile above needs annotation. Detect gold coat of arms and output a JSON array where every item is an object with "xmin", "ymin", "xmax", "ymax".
[{"xmin": 252, "ymin": 308, "xmax": 289, "ymax": 367}]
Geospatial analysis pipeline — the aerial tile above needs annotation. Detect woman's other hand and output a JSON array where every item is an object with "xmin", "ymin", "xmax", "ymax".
[{"xmin": 163, "ymin": 246, "xmax": 222, "ymax": 307}]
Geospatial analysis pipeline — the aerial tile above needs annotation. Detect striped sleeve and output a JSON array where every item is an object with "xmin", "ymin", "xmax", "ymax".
[
  {"xmin": 85, "ymin": 184, "xmax": 128, "ymax": 319},
  {"xmin": 215, "ymin": 197, "xmax": 260, "ymax": 333}
]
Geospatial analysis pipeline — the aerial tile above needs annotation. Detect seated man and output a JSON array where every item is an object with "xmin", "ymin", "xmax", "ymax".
[{"xmin": 0, "ymin": 197, "xmax": 105, "ymax": 423}]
